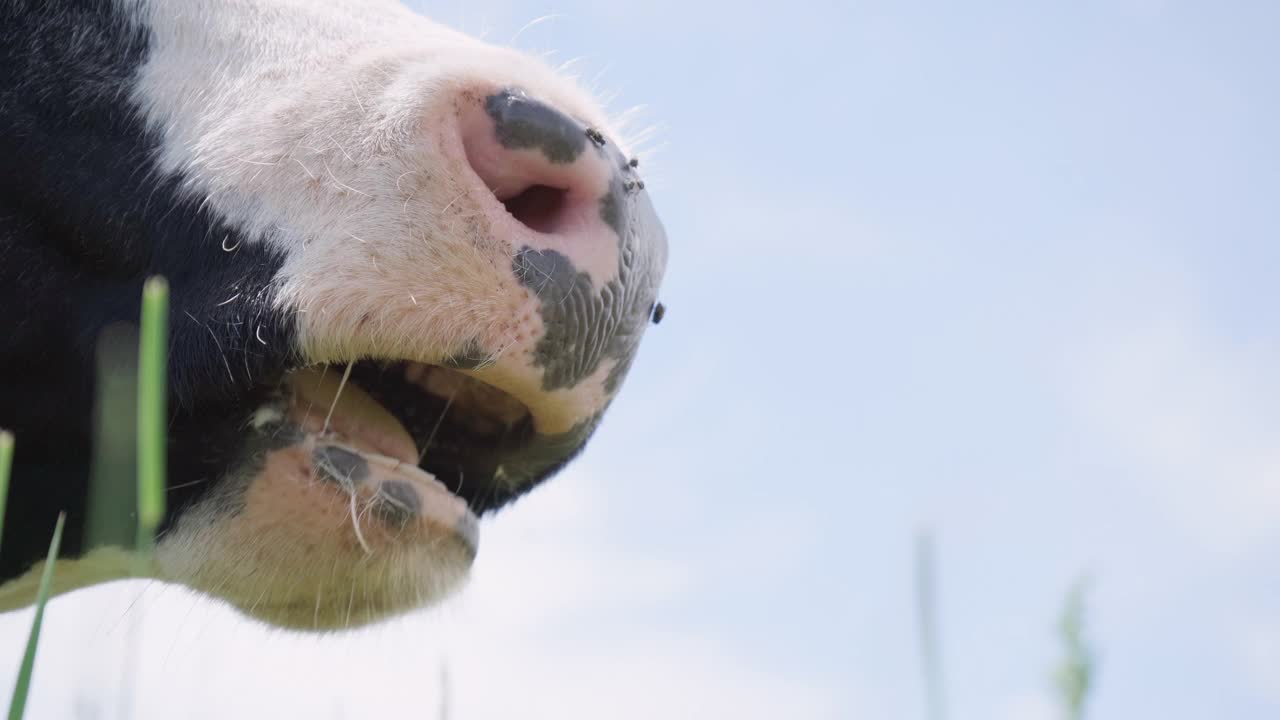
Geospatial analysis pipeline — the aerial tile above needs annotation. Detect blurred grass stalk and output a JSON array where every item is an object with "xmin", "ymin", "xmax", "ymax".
[
  {"xmin": 86, "ymin": 325, "xmax": 138, "ymax": 553},
  {"xmin": 915, "ymin": 531, "xmax": 946, "ymax": 720},
  {"xmin": 1054, "ymin": 580, "xmax": 1095, "ymax": 720},
  {"xmin": 0, "ymin": 431, "xmax": 12, "ymax": 555}
]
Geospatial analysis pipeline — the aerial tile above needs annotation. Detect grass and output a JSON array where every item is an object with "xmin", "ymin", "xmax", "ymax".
[
  {"xmin": 85, "ymin": 324, "xmax": 138, "ymax": 554},
  {"xmin": 2, "ymin": 276, "xmax": 169, "ymax": 719},
  {"xmin": 6, "ymin": 515, "xmax": 63, "ymax": 720},
  {"xmin": 914, "ymin": 532, "xmax": 1098, "ymax": 720},
  {"xmin": 1054, "ymin": 579, "xmax": 1096, "ymax": 720},
  {"xmin": 0, "ymin": 432, "xmax": 11, "ymax": 557},
  {"xmin": 135, "ymin": 277, "xmax": 169, "ymax": 569}
]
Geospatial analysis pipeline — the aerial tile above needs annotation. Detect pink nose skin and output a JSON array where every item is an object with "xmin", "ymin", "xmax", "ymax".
[
  {"xmin": 459, "ymin": 89, "xmax": 634, "ymax": 293},
  {"xmin": 461, "ymin": 95, "xmax": 608, "ymax": 237}
]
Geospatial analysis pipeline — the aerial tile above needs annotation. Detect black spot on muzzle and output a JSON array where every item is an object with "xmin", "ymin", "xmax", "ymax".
[
  {"xmin": 374, "ymin": 480, "xmax": 421, "ymax": 527},
  {"xmin": 314, "ymin": 445, "xmax": 370, "ymax": 486},
  {"xmin": 485, "ymin": 90, "xmax": 587, "ymax": 165}
]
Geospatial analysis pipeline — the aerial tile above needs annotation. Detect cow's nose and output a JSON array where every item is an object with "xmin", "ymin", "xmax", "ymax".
[
  {"xmin": 460, "ymin": 89, "xmax": 616, "ymax": 243},
  {"xmin": 449, "ymin": 88, "xmax": 666, "ymax": 442}
]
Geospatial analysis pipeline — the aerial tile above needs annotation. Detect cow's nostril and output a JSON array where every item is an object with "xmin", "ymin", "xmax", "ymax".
[
  {"xmin": 499, "ymin": 183, "xmax": 568, "ymax": 235},
  {"xmin": 460, "ymin": 89, "xmax": 609, "ymax": 240}
]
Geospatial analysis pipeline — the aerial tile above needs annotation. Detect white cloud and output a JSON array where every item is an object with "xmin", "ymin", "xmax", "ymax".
[
  {"xmin": 436, "ymin": 465, "xmax": 847, "ymax": 719},
  {"xmin": 1233, "ymin": 615, "xmax": 1280, "ymax": 705},
  {"xmin": 1064, "ymin": 263, "xmax": 1280, "ymax": 551},
  {"xmin": 995, "ymin": 691, "xmax": 1058, "ymax": 720}
]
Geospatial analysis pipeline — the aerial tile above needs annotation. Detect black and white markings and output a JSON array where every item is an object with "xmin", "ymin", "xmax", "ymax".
[{"xmin": 0, "ymin": 0, "xmax": 668, "ymax": 629}]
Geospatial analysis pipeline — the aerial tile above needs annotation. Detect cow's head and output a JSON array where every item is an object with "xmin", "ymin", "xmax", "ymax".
[{"xmin": 0, "ymin": 0, "xmax": 666, "ymax": 628}]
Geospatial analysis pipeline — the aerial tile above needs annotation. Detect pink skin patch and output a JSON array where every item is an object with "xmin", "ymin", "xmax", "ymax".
[
  {"xmin": 237, "ymin": 439, "xmax": 477, "ymax": 556},
  {"xmin": 161, "ymin": 434, "xmax": 477, "ymax": 628},
  {"xmin": 155, "ymin": 369, "xmax": 481, "ymax": 629},
  {"xmin": 280, "ymin": 367, "xmax": 479, "ymax": 552}
]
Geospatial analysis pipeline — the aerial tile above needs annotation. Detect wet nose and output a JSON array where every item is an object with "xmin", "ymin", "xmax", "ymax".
[{"xmin": 454, "ymin": 87, "xmax": 667, "ymax": 439}]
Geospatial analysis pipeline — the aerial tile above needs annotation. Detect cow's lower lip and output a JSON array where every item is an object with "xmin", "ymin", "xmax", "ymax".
[
  {"xmin": 287, "ymin": 366, "xmax": 422, "ymax": 466},
  {"xmin": 284, "ymin": 361, "xmax": 535, "ymax": 513}
]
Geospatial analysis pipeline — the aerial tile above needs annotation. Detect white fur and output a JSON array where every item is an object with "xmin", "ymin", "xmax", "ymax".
[{"xmin": 124, "ymin": 0, "xmax": 624, "ymax": 366}]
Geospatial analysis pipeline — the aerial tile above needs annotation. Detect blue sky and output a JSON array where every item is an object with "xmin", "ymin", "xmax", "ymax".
[{"xmin": 3, "ymin": 1, "xmax": 1278, "ymax": 717}]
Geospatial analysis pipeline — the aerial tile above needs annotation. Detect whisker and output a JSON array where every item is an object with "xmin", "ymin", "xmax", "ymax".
[
  {"xmin": 511, "ymin": 14, "xmax": 563, "ymax": 45},
  {"xmin": 344, "ymin": 576, "xmax": 356, "ymax": 629},
  {"xmin": 395, "ymin": 170, "xmax": 417, "ymax": 194},
  {"xmin": 419, "ymin": 387, "xmax": 458, "ymax": 463},
  {"xmin": 349, "ymin": 488, "xmax": 372, "ymax": 556},
  {"xmin": 440, "ymin": 190, "xmax": 466, "ymax": 215},
  {"xmin": 293, "ymin": 158, "xmax": 316, "ymax": 180},
  {"xmin": 323, "ymin": 158, "xmax": 371, "ymax": 197},
  {"xmin": 326, "ymin": 134, "xmax": 356, "ymax": 164},
  {"xmin": 185, "ymin": 311, "xmax": 235, "ymax": 383},
  {"xmin": 323, "ymin": 361, "xmax": 355, "ymax": 435}
]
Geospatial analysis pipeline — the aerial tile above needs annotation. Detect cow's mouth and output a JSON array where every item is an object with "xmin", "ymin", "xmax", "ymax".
[{"xmin": 284, "ymin": 360, "xmax": 540, "ymax": 518}]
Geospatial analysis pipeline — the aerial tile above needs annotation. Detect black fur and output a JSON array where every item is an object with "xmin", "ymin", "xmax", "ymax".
[{"xmin": 0, "ymin": 1, "xmax": 298, "ymax": 579}]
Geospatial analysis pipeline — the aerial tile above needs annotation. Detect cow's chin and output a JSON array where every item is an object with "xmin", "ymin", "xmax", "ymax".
[{"xmin": 154, "ymin": 360, "xmax": 542, "ymax": 630}]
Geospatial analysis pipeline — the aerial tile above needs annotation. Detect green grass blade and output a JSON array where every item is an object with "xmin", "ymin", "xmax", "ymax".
[
  {"xmin": 7, "ymin": 513, "xmax": 65, "ymax": 720},
  {"xmin": 0, "ymin": 431, "xmax": 12, "ymax": 555},
  {"xmin": 135, "ymin": 277, "xmax": 169, "ymax": 569}
]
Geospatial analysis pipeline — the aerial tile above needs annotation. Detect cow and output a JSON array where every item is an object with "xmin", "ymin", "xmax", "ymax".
[{"xmin": 0, "ymin": 0, "xmax": 668, "ymax": 629}]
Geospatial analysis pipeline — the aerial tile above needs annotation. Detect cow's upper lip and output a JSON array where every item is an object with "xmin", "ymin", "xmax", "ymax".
[{"xmin": 285, "ymin": 361, "xmax": 537, "ymax": 514}]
